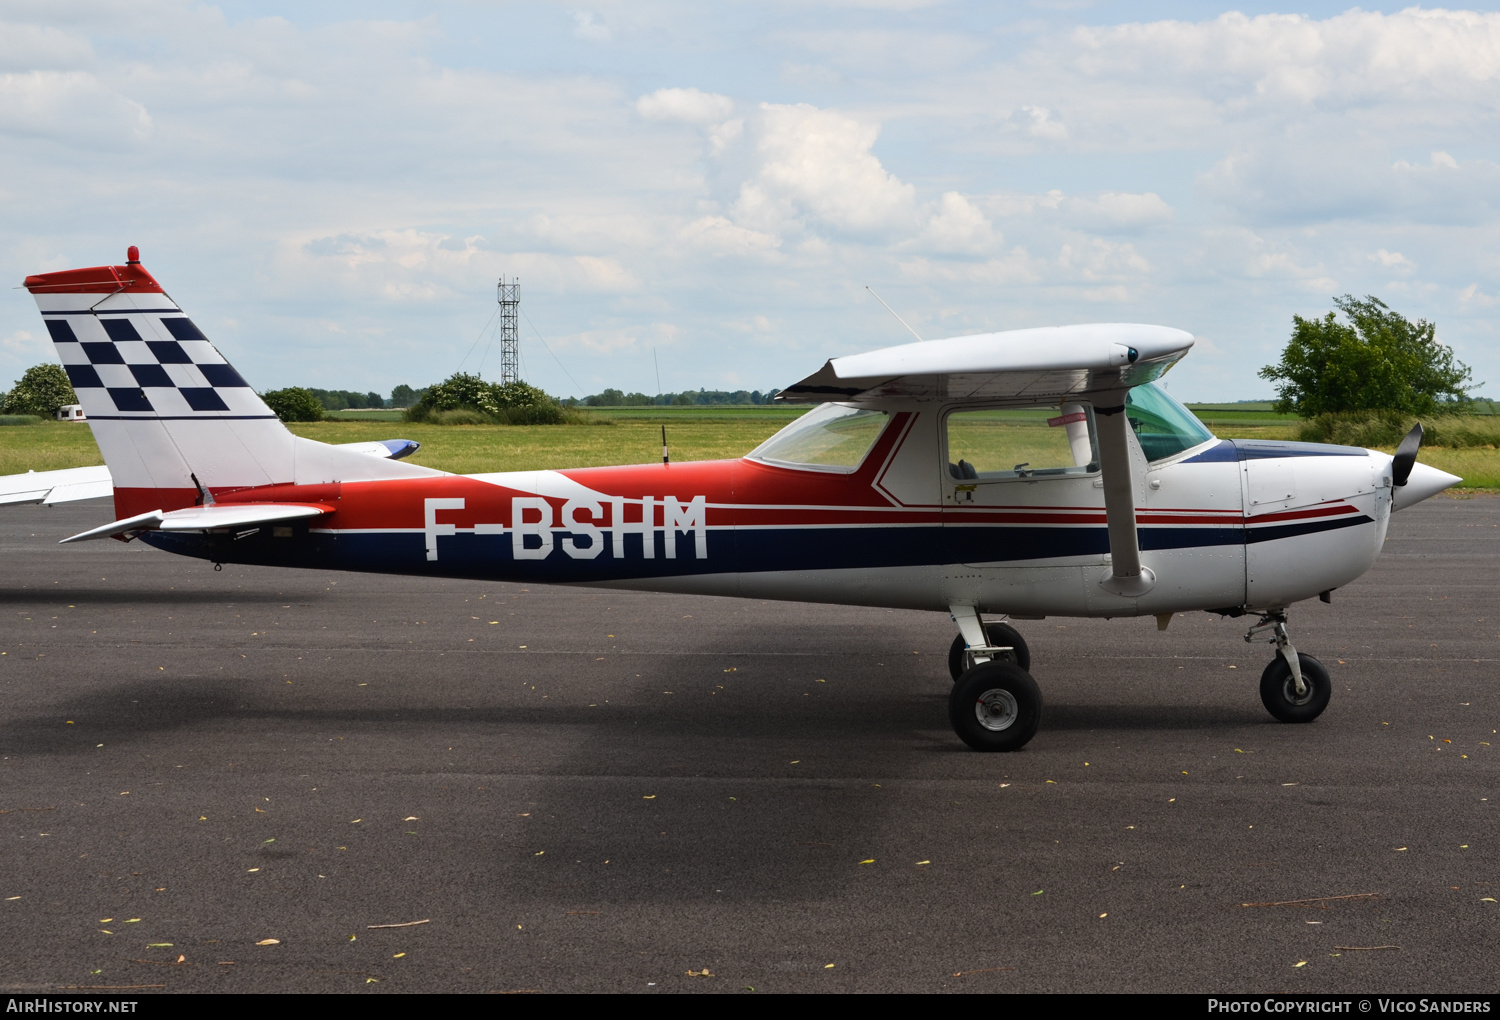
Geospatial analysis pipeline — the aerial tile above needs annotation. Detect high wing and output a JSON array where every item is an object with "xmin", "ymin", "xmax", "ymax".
[
  {"xmin": 781, "ymin": 323, "xmax": 1196, "ymax": 596},
  {"xmin": 778, "ymin": 323, "xmax": 1194, "ymax": 405}
]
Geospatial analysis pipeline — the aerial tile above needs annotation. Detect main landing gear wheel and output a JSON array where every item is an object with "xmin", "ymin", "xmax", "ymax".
[
  {"xmin": 948, "ymin": 661, "xmax": 1042, "ymax": 752},
  {"xmin": 947, "ymin": 621, "xmax": 1031, "ymax": 680},
  {"xmin": 1259, "ymin": 653, "xmax": 1331, "ymax": 723}
]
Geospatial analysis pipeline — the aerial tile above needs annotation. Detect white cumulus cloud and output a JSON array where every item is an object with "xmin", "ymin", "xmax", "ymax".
[
  {"xmin": 731, "ymin": 102, "xmax": 917, "ymax": 237},
  {"xmin": 637, "ymin": 87, "xmax": 734, "ymax": 125}
]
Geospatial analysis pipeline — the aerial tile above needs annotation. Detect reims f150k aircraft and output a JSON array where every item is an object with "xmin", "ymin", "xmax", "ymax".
[{"xmin": 21, "ymin": 248, "xmax": 1460, "ymax": 751}]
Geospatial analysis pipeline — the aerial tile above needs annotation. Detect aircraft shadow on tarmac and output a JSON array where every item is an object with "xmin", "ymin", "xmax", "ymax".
[
  {"xmin": 1039, "ymin": 701, "xmax": 1268, "ymax": 732},
  {"xmin": 1, "ymin": 676, "xmax": 1269, "ymax": 758},
  {"xmin": 0, "ymin": 588, "xmax": 313, "ymax": 606}
]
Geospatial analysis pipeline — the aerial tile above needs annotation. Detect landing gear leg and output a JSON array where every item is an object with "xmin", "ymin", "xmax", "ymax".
[
  {"xmin": 1246, "ymin": 610, "xmax": 1331, "ymax": 723},
  {"xmin": 947, "ymin": 605, "xmax": 1031, "ymax": 680},
  {"xmin": 947, "ymin": 605, "xmax": 1042, "ymax": 751}
]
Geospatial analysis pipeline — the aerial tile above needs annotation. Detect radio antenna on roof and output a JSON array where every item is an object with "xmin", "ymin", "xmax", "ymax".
[{"xmin": 865, "ymin": 286, "xmax": 925, "ymax": 343}]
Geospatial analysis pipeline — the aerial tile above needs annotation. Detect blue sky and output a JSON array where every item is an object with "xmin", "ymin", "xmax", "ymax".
[{"xmin": 3, "ymin": 1, "xmax": 1498, "ymax": 401}]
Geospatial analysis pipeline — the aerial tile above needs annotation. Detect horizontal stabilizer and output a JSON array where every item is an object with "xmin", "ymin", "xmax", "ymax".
[
  {"xmin": 60, "ymin": 502, "xmax": 330, "ymax": 544},
  {"xmin": 0, "ymin": 465, "xmax": 113, "ymax": 506},
  {"xmin": 0, "ymin": 439, "xmax": 422, "ymax": 510},
  {"xmin": 334, "ymin": 439, "xmax": 422, "ymax": 460}
]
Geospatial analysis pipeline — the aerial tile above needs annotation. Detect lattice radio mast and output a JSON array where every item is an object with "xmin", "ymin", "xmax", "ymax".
[{"xmin": 497, "ymin": 275, "xmax": 520, "ymax": 384}]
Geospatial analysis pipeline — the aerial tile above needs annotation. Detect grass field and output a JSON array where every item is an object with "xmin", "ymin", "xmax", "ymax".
[{"xmin": 2, "ymin": 408, "xmax": 1494, "ymax": 488}]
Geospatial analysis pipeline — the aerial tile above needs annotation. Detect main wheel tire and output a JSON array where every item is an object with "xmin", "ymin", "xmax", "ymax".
[
  {"xmin": 948, "ymin": 661, "xmax": 1042, "ymax": 752},
  {"xmin": 1259, "ymin": 652, "xmax": 1331, "ymax": 723},
  {"xmin": 947, "ymin": 621, "xmax": 1031, "ymax": 681}
]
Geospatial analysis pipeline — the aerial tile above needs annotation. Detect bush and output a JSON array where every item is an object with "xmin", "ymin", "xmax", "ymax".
[
  {"xmin": 1261, "ymin": 296, "xmax": 1473, "ymax": 417},
  {"xmin": 1298, "ymin": 410, "xmax": 1500, "ymax": 448},
  {"xmin": 404, "ymin": 373, "xmax": 572, "ymax": 425},
  {"xmin": 262, "ymin": 387, "xmax": 325, "ymax": 422},
  {"xmin": 2, "ymin": 364, "xmax": 77, "ymax": 417},
  {"xmin": 429, "ymin": 408, "xmax": 493, "ymax": 426},
  {"xmin": 0, "ymin": 414, "xmax": 42, "ymax": 426}
]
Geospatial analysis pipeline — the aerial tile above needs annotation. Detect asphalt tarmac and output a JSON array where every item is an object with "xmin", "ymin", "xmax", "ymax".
[{"xmin": 0, "ymin": 496, "xmax": 1495, "ymax": 994}]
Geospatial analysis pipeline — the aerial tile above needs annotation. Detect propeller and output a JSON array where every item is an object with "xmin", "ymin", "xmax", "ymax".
[{"xmin": 1392, "ymin": 423, "xmax": 1423, "ymax": 487}]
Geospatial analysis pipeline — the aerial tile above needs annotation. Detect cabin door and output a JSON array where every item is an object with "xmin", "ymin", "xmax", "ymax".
[{"xmin": 941, "ymin": 403, "xmax": 1105, "ymax": 570}]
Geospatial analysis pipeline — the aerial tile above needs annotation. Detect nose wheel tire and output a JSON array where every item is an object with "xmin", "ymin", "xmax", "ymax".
[
  {"xmin": 948, "ymin": 661, "xmax": 1042, "ymax": 752},
  {"xmin": 947, "ymin": 621, "xmax": 1031, "ymax": 681},
  {"xmin": 1259, "ymin": 653, "xmax": 1331, "ymax": 723}
]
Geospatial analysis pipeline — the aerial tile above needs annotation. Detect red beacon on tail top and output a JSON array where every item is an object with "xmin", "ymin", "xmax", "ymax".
[{"xmin": 23, "ymin": 246, "xmax": 162, "ymax": 295}]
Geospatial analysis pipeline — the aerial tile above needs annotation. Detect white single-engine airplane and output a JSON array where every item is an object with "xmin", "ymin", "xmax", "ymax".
[{"xmin": 18, "ymin": 248, "xmax": 1460, "ymax": 751}]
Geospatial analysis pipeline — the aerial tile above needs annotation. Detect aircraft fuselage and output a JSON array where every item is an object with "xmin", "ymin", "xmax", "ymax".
[{"xmin": 144, "ymin": 404, "xmax": 1394, "ymax": 619}]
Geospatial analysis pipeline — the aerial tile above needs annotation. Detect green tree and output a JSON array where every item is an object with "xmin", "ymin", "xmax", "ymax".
[
  {"xmin": 389, "ymin": 384, "xmax": 417, "ymax": 407},
  {"xmin": 2, "ymin": 363, "xmax": 77, "ymax": 417},
  {"xmin": 1260, "ymin": 295, "xmax": 1474, "ymax": 416},
  {"xmin": 262, "ymin": 387, "xmax": 325, "ymax": 422},
  {"xmin": 405, "ymin": 373, "xmax": 567, "ymax": 424}
]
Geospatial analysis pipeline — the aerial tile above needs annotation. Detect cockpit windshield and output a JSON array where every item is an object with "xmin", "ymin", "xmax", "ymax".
[
  {"xmin": 747, "ymin": 403, "xmax": 890, "ymax": 472},
  {"xmin": 1125, "ymin": 383, "xmax": 1215, "ymax": 462}
]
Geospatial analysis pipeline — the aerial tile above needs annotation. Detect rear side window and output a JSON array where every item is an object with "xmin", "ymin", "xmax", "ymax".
[{"xmin": 749, "ymin": 403, "xmax": 890, "ymax": 472}]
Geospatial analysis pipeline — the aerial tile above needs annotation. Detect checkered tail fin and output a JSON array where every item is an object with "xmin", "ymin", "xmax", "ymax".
[{"xmin": 24, "ymin": 248, "xmax": 439, "ymax": 519}]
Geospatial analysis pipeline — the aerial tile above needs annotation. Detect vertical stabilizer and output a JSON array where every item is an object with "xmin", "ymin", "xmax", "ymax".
[{"xmin": 24, "ymin": 248, "xmax": 440, "ymax": 519}]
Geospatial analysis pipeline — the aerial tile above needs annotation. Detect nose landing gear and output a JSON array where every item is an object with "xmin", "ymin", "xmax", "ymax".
[{"xmin": 1246, "ymin": 611, "xmax": 1331, "ymax": 723}]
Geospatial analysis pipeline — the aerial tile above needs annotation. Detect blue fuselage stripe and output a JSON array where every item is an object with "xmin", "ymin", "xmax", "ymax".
[{"xmin": 142, "ymin": 513, "xmax": 1374, "ymax": 582}]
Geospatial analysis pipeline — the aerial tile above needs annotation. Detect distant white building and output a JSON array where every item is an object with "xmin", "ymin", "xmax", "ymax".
[{"xmin": 56, "ymin": 404, "xmax": 86, "ymax": 422}]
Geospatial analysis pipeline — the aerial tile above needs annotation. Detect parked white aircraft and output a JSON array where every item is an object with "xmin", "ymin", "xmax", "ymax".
[{"xmin": 14, "ymin": 248, "xmax": 1462, "ymax": 750}]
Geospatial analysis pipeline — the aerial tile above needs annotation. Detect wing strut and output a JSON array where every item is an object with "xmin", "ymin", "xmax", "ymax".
[{"xmin": 1094, "ymin": 395, "xmax": 1156, "ymax": 596}]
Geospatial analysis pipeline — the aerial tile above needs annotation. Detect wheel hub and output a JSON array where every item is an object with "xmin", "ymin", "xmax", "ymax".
[
  {"xmin": 974, "ymin": 689, "xmax": 1018, "ymax": 731},
  {"xmin": 1282, "ymin": 678, "xmax": 1314, "ymax": 706}
]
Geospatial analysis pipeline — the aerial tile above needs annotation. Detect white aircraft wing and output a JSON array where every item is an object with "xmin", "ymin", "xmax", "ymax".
[
  {"xmin": 778, "ymin": 323, "xmax": 1194, "ymax": 404},
  {"xmin": 0, "ymin": 465, "xmax": 113, "ymax": 506}
]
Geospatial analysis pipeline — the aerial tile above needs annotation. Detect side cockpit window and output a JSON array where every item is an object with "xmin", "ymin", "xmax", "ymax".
[
  {"xmin": 945, "ymin": 403, "xmax": 1098, "ymax": 480},
  {"xmin": 748, "ymin": 403, "xmax": 890, "ymax": 473},
  {"xmin": 1125, "ymin": 383, "xmax": 1215, "ymax": 462}
]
